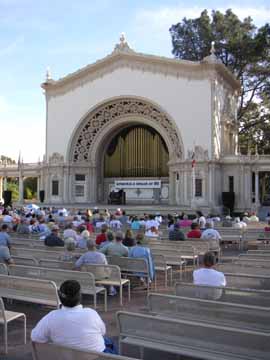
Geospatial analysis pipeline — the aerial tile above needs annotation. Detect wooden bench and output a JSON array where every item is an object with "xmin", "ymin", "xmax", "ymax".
[
  {"xmin": 32, "ymin": 341, "xmax": 139, "ymax": 360},
  {"xmin": 175, "ymin": 282, "xmax": 270, "ymax": 307},
  {"xmin": 11, "ymin": 247, "xmax": 64, "ymax": 260},
  {"xmin": 117, "ymin": 311, "xmax": 269, "ymax": 360},
  {"xmin": 12, "ymin": 256, "xmax": 39, "ymax": 266},
  {"xmin": 81, "ymin": 264, "xmax": 130, "ymax": 306},
  {"xmin": 147, "ymin": 292, "xmax": 270, "ymax": 331},
  {"xmin": 0, "ymin": 274, "xmax": 59, "ymax": 307},
  {"xmin": 7, "ymin": 265, "xmax": 107, "ymax": 311}
]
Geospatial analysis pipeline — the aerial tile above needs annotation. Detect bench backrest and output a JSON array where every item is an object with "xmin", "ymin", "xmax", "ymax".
[
  {"xmin": 32, "ymin": 341, "xmax": 138, "ymax": 360},
  {"xmin": 117, "ymin": 311, "xmax": 269, "ymax": 359},
  {"xmin": 235, "ymin": 258, "xmax": 270, "ymax": 268},
  {"xmin": 0, "ymin": 274, "xmax": 59, "ymax": 306},
  {"xmin": 239, "ymin": 253, "xmax": 270, "ymax": 260},
  {"xmin": 11, "ymin": 247, "xmax": 63, "ymax": 260},
  {"xmin": 8, "ymin": 265, "xmax": 96, "ymax": 291},
  {"xmin": 82, "ymin": 264, "xmax": 121, "ymax": 282},
  {"xmin": 217, "ymin": 263, "xmax": 270, "ymax": 276},
  {"xmin": 107, "ymin": 256, "xmax": 149, "ymax": 276},
  {"xmin": 148, "ymin": 293, "xmax": 270, "ymax": 332},
  {"xmin": 225, "ymin": 273, "xmax": 270, "ymax": 290},
  {"xmin": 39, "ymin": 259, "xmax": 74, "ymax": 270},
  {"xmin": 175, "ymin": 282, "xmax": 270, "ymax": 307},
  {"xmin": 13, "ymin": 256, "xmax": 39, "ymax": 266}
]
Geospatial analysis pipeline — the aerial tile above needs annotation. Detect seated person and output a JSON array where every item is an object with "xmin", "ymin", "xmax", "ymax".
[
  {"xmin": 95, "ymin": 225, "xmax": 108, "ymax": 246},
  {"xmin": 169, "ymin": 223, "xmax": 185, "ymax": 241},
  {"xmin": 100, "ymin": 231, "xmax": 128, "ymax": 257},
  {"xmin": 75, "ymin": 239, "xmax": 107, "ymax": 268},
  {"xmin": 123, "ymin": 229, "xmax": 135, "ymax": 247},
  {"xmin": 31, "ymin": 280, "xmax": 117, "ymax": 353},
  {"xmin": 59, "ymin": 238, "xmax": 78, "ymax": 262},
  {"xmin": 145, "ymin": 226, "xmax": 159, "ymax": 238},
  {"xmin": 193, "ymin": 252, "xmax": 226, "ymax": 287},
  {"xmin": 201, "ymin": 221, "xmax": 221, "ymax": 252},
  {"xmin": 187, "ymin": 223, "xmax": 201, "ymax": 238},
  {"xmin": 76, "ymin": 229, "xmax": 90, "ymax": 249},
  {"xmin": 99, "ymin": 231, "xmax": 114, "ymax": 249},
  {"xmin": 109, "ymin": 215, "xmax": 122, "ymax": 230},
  {"xmin": 0, "ymin": 246, "xmax": 14, "ymax": 264},
  {"xmin": 249, "ymin": 212, "xmax": 259, "ymax": 222},
  {"xmin": 63, "ymin": 223, "xmax": 78, "ymax": 241},
  {"xmin": 129, "ymin": 238, "xmax": 155, "ymax": 284},
  {"xmin": 44, "ymin": 225, "xmax": 64, "ymax": 247}
]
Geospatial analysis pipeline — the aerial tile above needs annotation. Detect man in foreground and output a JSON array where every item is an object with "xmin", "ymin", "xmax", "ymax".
[{"xmin": 31, "ymin": 280, "xmax": 117, "ymax": 353}]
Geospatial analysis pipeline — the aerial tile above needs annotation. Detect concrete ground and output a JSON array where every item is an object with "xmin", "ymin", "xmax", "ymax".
[{"xmin": 1, "ymin": 250, "xmax": 239, "ymax": 359}]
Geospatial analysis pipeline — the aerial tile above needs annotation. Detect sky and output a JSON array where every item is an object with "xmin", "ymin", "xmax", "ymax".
[{"xmin": 0, "ymin": 0, "xmax": 269, "ymax": 162}]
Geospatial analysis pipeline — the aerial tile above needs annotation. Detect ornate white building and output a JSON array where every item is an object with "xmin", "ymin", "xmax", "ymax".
[{"xmin": 1, "ymin": 35, "xmax": 269, "ymax": 213}]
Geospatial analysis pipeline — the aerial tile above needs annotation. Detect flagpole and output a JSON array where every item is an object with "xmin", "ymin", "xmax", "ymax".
[{"xmin": 191, "ymin": 142, "xmax": 196, "ymax": 208}]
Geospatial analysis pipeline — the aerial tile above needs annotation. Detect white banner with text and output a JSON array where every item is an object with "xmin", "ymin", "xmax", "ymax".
[{"xmin": 114, "ymin": 180, "xmax": 161, "ymax": 188}]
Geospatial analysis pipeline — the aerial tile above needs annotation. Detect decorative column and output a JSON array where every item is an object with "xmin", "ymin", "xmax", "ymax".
[
  {"xmin": 3, "ymin": 177, "xmax": 7, "ymax": 191},
  {"xmin": 255, "ymin": 171, "xmax": 260, "ymax": 206},
  {"xmin": 19, "ymin": 175, "xmax": 24, "ymax": 203},
  {"xmin": 0, "ymin": 177, "xmax": 3, "ymax": 201},
  {"xmin": 36, "ymin": 176, "xmax": 40, "ymax": 201}
]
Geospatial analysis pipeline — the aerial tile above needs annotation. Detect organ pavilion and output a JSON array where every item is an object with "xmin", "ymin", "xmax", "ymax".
[{"xmin": 1, "ymin": 35, "xmax": 270, "ymax": 213}]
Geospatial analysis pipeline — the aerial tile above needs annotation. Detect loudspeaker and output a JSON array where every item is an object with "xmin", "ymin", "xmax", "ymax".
[
  {"xmin": 39, "ymin": 190, "xmax": 45, "ymax": 203},
  {"xmin": 3, "ymin": 190, "xmax": 12, "ymax": 206},
  {"xmin": 222, "ymin": 192, "xmax": 235, "ymax": 213}
]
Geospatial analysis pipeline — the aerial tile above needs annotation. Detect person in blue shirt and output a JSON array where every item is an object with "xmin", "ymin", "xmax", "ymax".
[
  {"xmin": 0, "ymin": 224, "xmax": 11, "ymax": 248},
  {"xmin": 129, "ymin": 236, "xmax": 155, "ymax": 283}
]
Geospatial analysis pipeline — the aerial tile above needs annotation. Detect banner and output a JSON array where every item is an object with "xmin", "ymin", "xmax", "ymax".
[{"xmin": 114, "ymin": 180, "xmax": 161, "ymax": 188}]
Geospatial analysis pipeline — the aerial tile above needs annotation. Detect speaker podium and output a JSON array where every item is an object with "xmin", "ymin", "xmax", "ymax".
[{"xmin": 222, "ymin": 192, "xmax": 235, "ymax": 215}]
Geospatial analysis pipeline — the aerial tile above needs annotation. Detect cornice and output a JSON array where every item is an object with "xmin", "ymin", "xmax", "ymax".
[{"xmin": 41, "ymin": 49, "xmax": 240, "ymax": 97}]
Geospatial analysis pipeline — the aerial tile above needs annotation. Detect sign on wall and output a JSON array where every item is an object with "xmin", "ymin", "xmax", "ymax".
[{"xmin": 114, "ymin": 180, "xmax": 161, "ymax": 188}]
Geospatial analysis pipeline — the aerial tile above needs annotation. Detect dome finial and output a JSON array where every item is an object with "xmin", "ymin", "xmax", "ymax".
[
  {"xmin": 45, "ymin": 66, "xmax": 52, "ymax": 81},
  {"xmin": 210, "ymin": 41, "xmax": 215, "ymax": 55}
]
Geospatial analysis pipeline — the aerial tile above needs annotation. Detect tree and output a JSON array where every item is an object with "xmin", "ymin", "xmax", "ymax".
[
  {"xmin": 6, "ymin": 179, "xmax": 19, "ymax": 202},
  {"xmin": 169, "ymin": 9, "xmax": 270, "ymax": 153},
  {"xmin": 0, "ymin": 155, "xmax": 16, "ymax": 164},
  {"xmin": 23, "ymin": 177, "xmax": 37, "ymax": 199}
]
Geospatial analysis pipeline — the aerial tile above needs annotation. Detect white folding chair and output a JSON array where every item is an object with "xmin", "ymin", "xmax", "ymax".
[{"xmin": 0, "ymin": 297, "xmax": 26, "ymax": 354}]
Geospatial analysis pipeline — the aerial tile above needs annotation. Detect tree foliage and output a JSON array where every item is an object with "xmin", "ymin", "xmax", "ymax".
[
  {"xmin": 170, "ymin": 9, "xmax": 270, "ymax": 153},
  {"xmin": 23, "ymin": 177, "xmax": 37, "ymax": 199},
  {"xmin": 0, "ymin": 155, "xmax": 16, "ymax": 164}
]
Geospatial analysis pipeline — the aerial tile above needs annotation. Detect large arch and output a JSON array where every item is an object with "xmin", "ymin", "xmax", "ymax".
[
  {"xmin": 68, "ymin": 97, "xmax": 184, "ymax": 204},
  {"xmin": 69, "ymin": 97, "xmax": 184, "ymax": 163}
]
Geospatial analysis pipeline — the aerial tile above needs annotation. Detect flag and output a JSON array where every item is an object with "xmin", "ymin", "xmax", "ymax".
[{"xmin": 191, "ymin": 152, "xmax": 196, "ymax": 168}]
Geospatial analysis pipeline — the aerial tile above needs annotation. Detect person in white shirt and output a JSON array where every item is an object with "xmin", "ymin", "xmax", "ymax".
[
  {"xmin": 249, "ymin": 212, "xmax": 259, "ymax": 222},
  {"xmin": 193, "ymin": 252, "xmax": 226, "ymax": 287},
  {"xmin": 31, "ymin": 280, "xmax": 116, "ymax": 353},
  {"xmin": 145, "ymin": 215, "xmax": 160, "ymax": 230},
  {"xmin": 109, "ymin": 215, "xmax": 122, "ymax": 230},
  {"xmin": 196, "ymin": 211, "xmax": 206, "ymax": 230}
]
